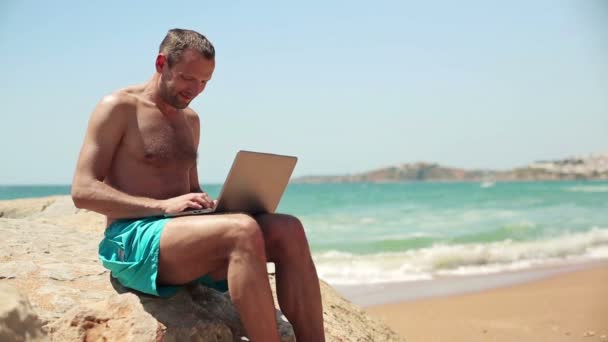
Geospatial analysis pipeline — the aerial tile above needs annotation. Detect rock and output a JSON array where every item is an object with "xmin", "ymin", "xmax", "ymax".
[
  {"xmin": 39, "ymin": 264, "xmax": 79, "ymax": 281},
  {"xmin": 0, "ymin": 283, "xmax": 48, "ymax": 342},
  {"xmin": 0, "ymin": 196, "xmax": 105, "ymax": 232},
  {"xmin": 107, "ymin": 278, "xmax": 295, "ymax": 342},
  {"xmin": 0, "ymin": 215, "xmax": 113, "ymax": 324},
  {"xmin": 0, "ymin": 196, "xmax": 404, "ymax": 341},
  {"xmin": 0, "ymin": 197, "xmax": 58, "ymax": 219},
  {"xmin": 0, "ymin": 261, "xmax": 38, "ymax": 280},
  {"xmin": 31, "ymin": 196, "xmax": 79, "ymax": 218},
  {"xmin": 316, "ymin": 281, "xmax": 403, "ymax": 341},
  {"xmin": 48, "ymin": 293, "xmax": 162, "ymax": 342}
]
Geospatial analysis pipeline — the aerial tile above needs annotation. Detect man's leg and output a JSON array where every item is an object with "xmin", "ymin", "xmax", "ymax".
[
  {"xmin": 157, "ymin": 213, "xmax": 280, "ymax": 342},
  {"xmin": 256, "ymin": 213, "xmax": 326, "ymax": 342}
]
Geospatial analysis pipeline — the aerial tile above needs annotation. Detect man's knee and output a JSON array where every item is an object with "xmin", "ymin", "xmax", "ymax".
[
  {"xmin": 265, "ymin": 215, "xmax": 309, "ymax": 255},
  {"xmin": 229, "ymin": 214, "xmax": 266, "ymax": 260}
]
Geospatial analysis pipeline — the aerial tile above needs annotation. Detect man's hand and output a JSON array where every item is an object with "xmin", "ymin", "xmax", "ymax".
[{"xmin": 162, "ymin": 193, "xmax": 216, "ymax": 215}]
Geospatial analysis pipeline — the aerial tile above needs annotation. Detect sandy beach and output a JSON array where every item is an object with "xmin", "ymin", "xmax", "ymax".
[{"xmin": 364, "ymin": 262, "xmax": 608, "ymax": 341}]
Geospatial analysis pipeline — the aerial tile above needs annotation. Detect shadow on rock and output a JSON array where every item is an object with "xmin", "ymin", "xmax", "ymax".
[{"xmin": 110, "ymin": 276, "xmax": 295, "ymax": 342}]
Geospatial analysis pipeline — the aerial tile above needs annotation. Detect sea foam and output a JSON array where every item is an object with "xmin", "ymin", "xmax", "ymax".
[{"xmin": 314, "ymin": 227, "xmax": 608, "ymax": 285}]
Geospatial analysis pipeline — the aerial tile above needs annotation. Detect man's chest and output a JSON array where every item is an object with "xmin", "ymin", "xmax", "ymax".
[{"xmin": 123, "ymin": 114, "xmax": 197, "ymax": 167}]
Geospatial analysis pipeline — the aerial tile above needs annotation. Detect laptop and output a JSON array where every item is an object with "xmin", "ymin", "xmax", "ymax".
[{"xmin": 165, "ymin": 150, "xmax": 297, "ymax": 217}]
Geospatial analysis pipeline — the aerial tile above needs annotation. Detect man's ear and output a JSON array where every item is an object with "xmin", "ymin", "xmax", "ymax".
[{"xmin": 155, "ymin": 54, "xmax": 167, "ymax": 73}]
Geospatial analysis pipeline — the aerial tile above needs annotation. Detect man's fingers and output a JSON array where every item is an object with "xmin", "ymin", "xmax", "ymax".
[
  {"xmin": 187, "ymin": 193, "xmax": 214, "ymax": 208},
  {"xmin": 193, "ymin": 199, "xmax": 213, "ymax": 208},
  {"xmin": 188, "ymin": 201, "xmax": 203, "ymax": 209},
  {"xmin": 190, "ymin": 195, "xmax": 207, "ymax": 204},
  {"xmin": 191, "ymin": 193, "xmax": 210, "ymax": 201},
  {"xmin": 203, "ymin": 199, "xmax": 214, "ymax": 208}
]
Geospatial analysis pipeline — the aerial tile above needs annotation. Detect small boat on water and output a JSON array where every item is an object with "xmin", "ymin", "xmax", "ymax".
[{"xmin": 480, "ymin": 180, "xmax": 496, "ymax": 188}]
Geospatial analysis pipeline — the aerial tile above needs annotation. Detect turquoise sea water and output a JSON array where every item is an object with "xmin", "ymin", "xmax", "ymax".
[
  {"xmin": 2, "ymin": 181, "xmax": 608, "ymax": 285},
  {"xmin": 0, "ymin": 185, "xmax": 72, "ymax": 200}
]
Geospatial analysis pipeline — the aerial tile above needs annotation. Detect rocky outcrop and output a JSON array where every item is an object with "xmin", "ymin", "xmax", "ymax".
[
  {"xmin": 317, "ymin": 280, "xmax": 404, "ymax": 341},
  {"xmin": 295, "ymin": 163, "xmax": 490, "ymax": 183},
  {"xmin": 0, "ymin": 284, "xmax": 48, "ymax": 342},
  {"xmin": 47, "ymin": 293, "xmax": 163, "ymax": 342},
  {"xmin": 0, "ymin": 196, "xmax": 403, "ymax": 341}
]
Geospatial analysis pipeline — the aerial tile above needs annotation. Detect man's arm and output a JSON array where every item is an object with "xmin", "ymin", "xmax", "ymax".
[
  {"xmin": 71, "ymin": 94, "xmax": 168, "ymax": 218},
  {"xmin": 189, "ymin": 166, "xmax": 204, "ymax": 193},
  {"xmin": 187, "ymin": 110, "xmax": 204, "ymax": 193},
  {"xmin": 185, "ymin": 110, "xmax": 218, "ymax": 207}
]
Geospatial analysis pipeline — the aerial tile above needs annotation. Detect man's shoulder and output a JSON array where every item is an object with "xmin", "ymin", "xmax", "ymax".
[
  {"xmin": 99, "ymin": 88, "xmax": 140, "ymax": 110},
  {"xmin": 183, "ymin": 107, "xmax": 199, "ymax": 118},
  {"xmin": 183, "ymin": 107, "xmax": 200, "ymax": 125},
  {"xmin": 90, "ymin": 90, "xmax": 141, "ymax": 124},
  {"xmin": 88, "ymin": 90, "xmax": 140, "ymax": 126}
]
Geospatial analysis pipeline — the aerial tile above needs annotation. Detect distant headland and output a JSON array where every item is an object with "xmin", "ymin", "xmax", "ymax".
[{"xmin": 294, "ymin": 152, "xmax": 608, "ymax": 183}]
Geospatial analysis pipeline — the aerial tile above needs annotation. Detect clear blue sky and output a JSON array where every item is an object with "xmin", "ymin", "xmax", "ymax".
[{"xmin": 1, "ymin": 0, "xmax": 607, "ymax": 184}]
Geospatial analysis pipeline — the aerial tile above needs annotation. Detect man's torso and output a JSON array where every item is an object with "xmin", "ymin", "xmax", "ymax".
[{"xmin": 106, "ymin": 85, "xmax": 198, "ymax": 204}]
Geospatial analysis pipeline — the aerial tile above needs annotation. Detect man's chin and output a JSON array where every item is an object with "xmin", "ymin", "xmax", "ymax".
[{"xmin": 170, "ymin": 99, "xmax": 190, "ymax": 109}]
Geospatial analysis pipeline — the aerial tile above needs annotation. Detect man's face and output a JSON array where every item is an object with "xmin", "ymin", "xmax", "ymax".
[{"xmin": 158, "ymin": 48, "xmax": 215, "ymax": 109}]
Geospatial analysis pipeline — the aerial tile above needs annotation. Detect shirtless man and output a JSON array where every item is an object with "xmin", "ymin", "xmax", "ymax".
[{"xmin": 71, "ymin": 28, "xmax": 325, "ymax": 341}]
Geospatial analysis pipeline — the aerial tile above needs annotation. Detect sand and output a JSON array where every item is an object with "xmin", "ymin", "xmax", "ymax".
[{"xmin": 365, "ymin": 263, "xmax": 608, "ymax": 342}]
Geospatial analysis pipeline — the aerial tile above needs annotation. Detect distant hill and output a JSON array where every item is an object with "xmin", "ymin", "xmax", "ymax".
[{"xmin": 293, "ymin": 152, "xmax": 608, "ymax": 183}]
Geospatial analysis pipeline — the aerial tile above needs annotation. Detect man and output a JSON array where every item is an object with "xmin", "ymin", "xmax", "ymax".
[{"xmin": 71, "ymin": 28, "xmax": 325, "ymax": 341}]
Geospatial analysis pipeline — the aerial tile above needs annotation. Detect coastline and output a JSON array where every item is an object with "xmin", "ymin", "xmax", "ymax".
[
  {"xmin": 359, "ymin": 262, "xmax": 608, "ymax": 341},
  {"xmin": 334, "ymin": 259, "xmax": 608, "ymax": 307}
]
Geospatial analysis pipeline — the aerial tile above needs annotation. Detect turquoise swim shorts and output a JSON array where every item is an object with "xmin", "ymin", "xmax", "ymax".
[{"xmin": 98, "ymin": 216, "xmax": 228, "ymax": 297}]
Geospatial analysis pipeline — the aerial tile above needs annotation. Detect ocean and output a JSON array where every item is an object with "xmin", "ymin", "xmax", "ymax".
[{"xmin": 2, "ymin": 181, "xmax": 608, "ymax": 286}]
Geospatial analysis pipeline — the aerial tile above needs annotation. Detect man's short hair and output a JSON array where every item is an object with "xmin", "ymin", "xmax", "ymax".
[{"xmin": 159, "ymin": 28, "xmax": 215, "ymax": 66}]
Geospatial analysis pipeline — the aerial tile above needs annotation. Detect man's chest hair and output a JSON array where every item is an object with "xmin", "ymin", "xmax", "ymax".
[{"xmin": 128, "ymin": 117, "xmax": 197, "ymax": 167}]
